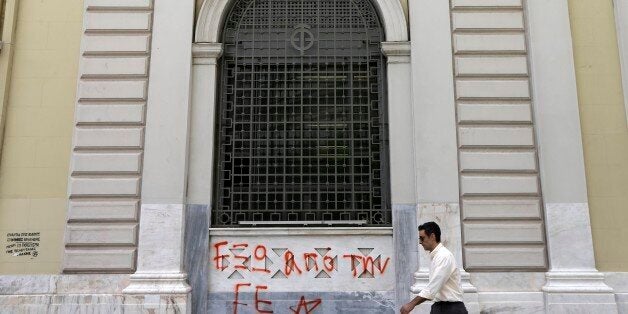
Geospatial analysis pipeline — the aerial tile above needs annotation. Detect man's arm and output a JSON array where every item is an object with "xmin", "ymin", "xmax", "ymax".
[
  {"xmin": 400, "ymin": 296, "xmax": 427, "ymax": 314},
  {"xmin": 399, "ymin": 255, "xmax": 454, "ymax": 313}
]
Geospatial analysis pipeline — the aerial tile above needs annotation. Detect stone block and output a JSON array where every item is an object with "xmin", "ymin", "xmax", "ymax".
[
  {"xmin": 458, "ymin": 103, "xmax": 532, "ymax": 122},
  {"xmin": 459, "ymin": 150, "xmax": 537, "ymax": 171},
  {"xmin": 83, "ymin": 34, "xmax": 151, "ymax": 54},
  {"xmin": 462, "ymin": 197, "xmax": 542, "ymax": 220},
  {"xmin": 63, "ymin": 248, "xmax": 136, "ymax": 271},
  {"xmin": 70, "ymin": 177, "xmax": 141, "ymax": 196},
  {"xmin": 82, "ymin": 57, "xmax": 149, "ymax": 76},
  {"xmin": 74, "ymin": 127, "xmax": 143, "ymax": 148},
  {"xmin": 463, "ymin": 221, "xmax": 545, "ymax": 244},
  {"xmin": 455, "ymin": 56, "xmax": 528, "ymax": 76},
  {"xmin": 66, "ymin": 224, "xmax": 138, "ymax": 245},
  {"xmin": 452, "ymin": 12, "xmax": 524, "ymax": 30},
  {"xmin": 453, "ymin": 33, "xmax": 526, "ymax": 53},
  {"xmin": 460, "ymin": 174, "xmax": 539, "ymax": 195},
  {"xmin": 68, "ymin": 200, "xmax": 140, "ymax": 221},
  {"xmin": 465, "ymin": 246, "xmax": 546, "ymax": 269},
  {"xmin": 459, "ymin": 126, "xmax": 534, "ymax": 147},
  {"xmin": 451, "ymin": 0, "xmax": 522, "ymax": 8},
  {"xmin": 78, "ymin": 80, "xmax": 147, "ymax": 100},
  {"xmin": 85, "ymin": 12, "xmax": 152, "ymax": 31},
  {"xmin": 72, "ymin": 152, "xmax": 142, "ymax": 173},
  {"xmin": 456, "ymin": 79, "xmax": 530, "ymax": 99},
  {"xmin": 76, "ymin": 104, "xmax": 145, "ymax": 124},
  {"xmin": 86, "ymin": 0, "xmax": 152, "ymax": 9}
]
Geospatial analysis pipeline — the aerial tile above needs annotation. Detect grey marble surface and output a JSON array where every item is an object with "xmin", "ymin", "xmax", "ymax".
[
  {"xmin": 3, "ymin": 272, "xmax": 628, "ymax": 312},
  {"xmin": 469, "ymin": 272, "xmax": 546, "ymax": 292},
  {"xmin": 0, "ymin": 294, "xmax": 188, "ymax": 314},
  {"xmin": 208, "ymin": 291, "xmax": 395, "ymax": 314},
  {"xmin": 544, "ymin": 203, "xmax": 597, "ymax": 270},
  {"xmin": 392, "ymin": 204, "xmax": 418, "ymax": 309},
  {"xmin": 0, "ymin": 274, "xmax": 130, "ymax": 295},
  {"xmin": 184, "ymin": 204, "xmax": 211, "ymax": 314}
]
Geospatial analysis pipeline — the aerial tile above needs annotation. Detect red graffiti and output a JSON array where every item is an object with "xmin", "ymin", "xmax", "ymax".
[
  {"xmin": 342, "ymin": 254, "xmax": 361, "ymax": 277},
  {"xmin": 231, "ymin": 282, "xmax": 324, "ymax": 314},
  {"xmin": 303, "ymin": 253, "xmax": 319, "ymax": 271},
  {"xmin": 323, "ymin": 255, "xmax": 335, "ymax": 271},
  {"xmin": 255, "ymin": 285, "xmax": 273, "ymax": 313},
  {"xmin": 376, "ymin": 256, "xmax": 391, "ymax": 274},
  {"xmin": 252, "ymin": 245, "xmax": 271, "ymax": 274},
  {"xmin": 343, "ymin": 254, "xmax": 391, "ymax": 277},
  {"xmin": 233, "ymin": 282, "xmax": 251, "ymax": 314},
  {"xmin": 363, "ymin": 256, "xmax": 375, "ymax": 276},
  {"xmin": 212, "ymin": 241, "xmax": 390, "ymax": 280},
  {"xmin": 289, "ymin": 296, "xmax": 322, "ymax": 314},
  {"xmin": 213, "ymin": 241, "xmax": 229, "ymax": 270},
  {"xmin": 232, "ymin": 243, "xmax": 249, "ymax": 270},
  {"xmin": 284, "ymin": 250, "xmax": 303, "ymax": 275}
]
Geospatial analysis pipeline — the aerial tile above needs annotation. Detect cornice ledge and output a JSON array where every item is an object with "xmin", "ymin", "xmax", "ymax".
[
  {"xmin": 192, "ymin": 43, "xmax": 223, "ymax": 59},
  {"xmin": 380, "ymin": 41, "xmax": 411, "ymax": 57}
]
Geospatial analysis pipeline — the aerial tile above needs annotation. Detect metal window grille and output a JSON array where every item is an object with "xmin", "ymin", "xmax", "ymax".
[{"xmin": 213, "ymin": 0, "xmax": 390, "ymax": 227}]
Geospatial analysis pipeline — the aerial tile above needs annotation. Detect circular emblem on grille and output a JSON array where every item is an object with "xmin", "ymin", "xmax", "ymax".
[{"xmin": 290, "ymin": 24, "xmax": 315, "ymax": 55}]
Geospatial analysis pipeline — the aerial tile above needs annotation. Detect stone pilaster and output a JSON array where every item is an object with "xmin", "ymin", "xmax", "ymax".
[
  {"xmin": 408, "ymin": 1, "xmax": 479, "ymax": 312},
  {"xmin": 527, "ymin": 0, "xmax": 617, "ymax": 312},
  {"xmin": 123, "ymin": 0, "xmax": 196, "ymax": 299}
]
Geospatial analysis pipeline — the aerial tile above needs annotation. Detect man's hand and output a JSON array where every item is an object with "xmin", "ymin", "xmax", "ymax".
[
  {"xmin": 400, "ymin": 302, "xmax": 415, "ymax": 314},
  {"xmin": 400, "ymin": 296, "xmax": 426, "ymax": 314}
]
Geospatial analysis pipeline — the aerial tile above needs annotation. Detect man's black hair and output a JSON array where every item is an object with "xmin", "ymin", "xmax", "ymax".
[{"xmin": 418, "ymin": 221, "xmax": 441, "ymax": 242}]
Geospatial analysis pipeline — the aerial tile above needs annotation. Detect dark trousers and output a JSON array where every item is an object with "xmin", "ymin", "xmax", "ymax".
[{"xmin": 430, "ymin": 301, "xmax": 468, "ymax": 314}]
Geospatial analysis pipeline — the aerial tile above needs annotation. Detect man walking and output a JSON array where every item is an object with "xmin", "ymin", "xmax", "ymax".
[{"xmin": 400, "ymin": 222, "xmax": 468, "ymax": 314}]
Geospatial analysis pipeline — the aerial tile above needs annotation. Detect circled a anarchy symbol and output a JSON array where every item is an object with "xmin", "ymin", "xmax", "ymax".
[{"xmin": 290, "ymin": 24, "xmax": 315, "ymax": 55}]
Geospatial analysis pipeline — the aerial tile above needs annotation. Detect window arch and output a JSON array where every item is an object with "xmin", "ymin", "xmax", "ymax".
[{"xmin": 213, "ymin": 0, "xmax": 390, "ymax": 227}]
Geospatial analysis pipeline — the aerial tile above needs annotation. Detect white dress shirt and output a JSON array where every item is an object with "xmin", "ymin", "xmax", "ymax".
[{"xmin": 418, "ymin": 243, "xmax": 464, "ymax": 302}]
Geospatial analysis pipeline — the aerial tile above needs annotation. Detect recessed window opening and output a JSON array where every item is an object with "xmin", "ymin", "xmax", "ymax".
[{"xmin": 213, "ymin": 0, "xmax": 390, "ymax": 227}]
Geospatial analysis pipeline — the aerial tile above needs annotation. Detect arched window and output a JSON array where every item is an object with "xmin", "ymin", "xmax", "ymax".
[{"xmin": 213, "ymin": 0, "xmax": 390, "ymax": 227}]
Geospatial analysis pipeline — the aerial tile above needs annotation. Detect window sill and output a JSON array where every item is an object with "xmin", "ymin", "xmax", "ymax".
[{"xmin": 209, "ymin": 227, "xmax": 393, "ymax": 236}]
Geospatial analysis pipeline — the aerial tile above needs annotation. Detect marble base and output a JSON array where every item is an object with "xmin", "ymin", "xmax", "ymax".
[
  {"xmin": 123, "ymin": 272, "xmax": 192, "ymax": 294},
  {"xmin": 0, "ymin": 275, "xmax": 189, "ymax": 314},
  {"xmin": 478, "ymin": 292, "xmax": 545, "ymax": 314},
  {"xmin": 208, "ymin": 291, "xmax": 395, "ymax": 313},
  {"xmin": 124, "ymin": 203, "xmax": 192, "ymax": 295},
  {"xmin": 0, "ymin": 272, "xmax": 627, "ymax": 312},
  {"xmin": 0, "ymin": 294, "xmax": 189, "ymax": 313},
  {"xmin": 606, "ymin": 272, "xmax": 628, "ymax": 314},
  {"xmin": 543, "ymin": 271, "xmax": 618, "ymax": 313}
]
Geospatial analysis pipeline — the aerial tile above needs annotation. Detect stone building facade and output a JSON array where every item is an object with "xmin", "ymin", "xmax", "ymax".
[{"xmin": 0, "ymin": 0, "xmax": 628, "ymax": 313}]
